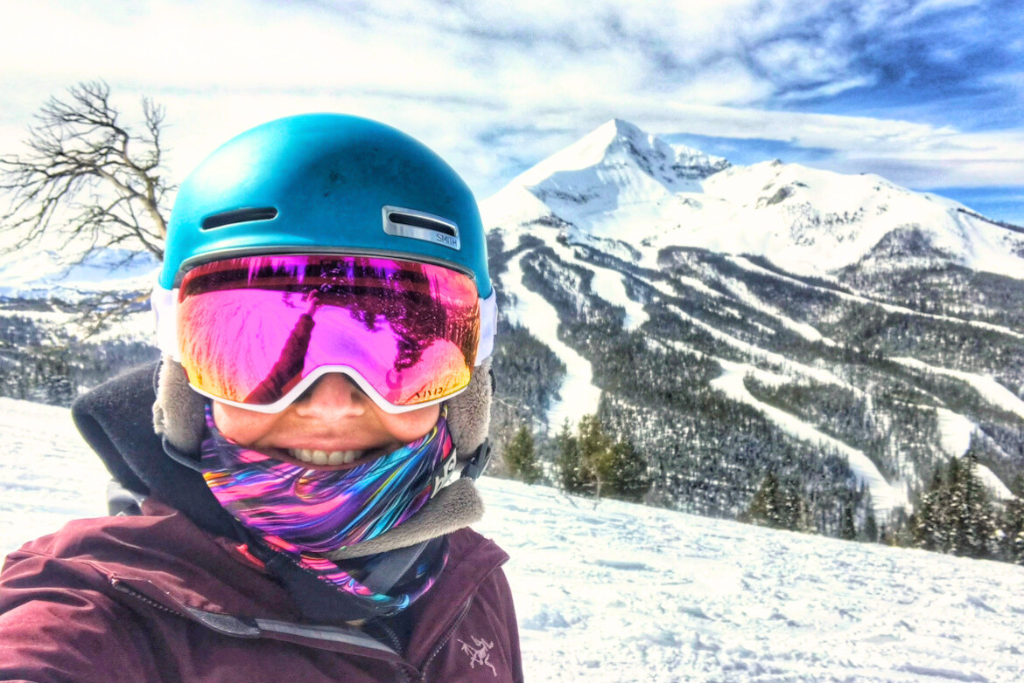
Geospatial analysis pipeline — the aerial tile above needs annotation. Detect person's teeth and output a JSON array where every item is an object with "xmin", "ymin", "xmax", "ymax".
[{"xmin": 289, "ymin": 448, "xmax": 362, "ymax": 465}]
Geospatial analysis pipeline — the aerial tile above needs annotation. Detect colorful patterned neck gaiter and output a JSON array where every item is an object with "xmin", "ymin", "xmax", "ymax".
[{"xmin": 201, "ymin": 403, "xmax": 456, "ymax": 611}]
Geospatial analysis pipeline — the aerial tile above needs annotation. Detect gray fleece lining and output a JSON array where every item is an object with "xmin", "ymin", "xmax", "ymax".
[
  {"xmin": 326, "ymin": 478, "xmax": 484, "ymax": 559},
  {"xmin": 152, "ymin": 358, "xmax": 208, "ymax": 454},
  {"xmin": 444, "ymin": 356, "xmax": 492, "ymax": 458}
]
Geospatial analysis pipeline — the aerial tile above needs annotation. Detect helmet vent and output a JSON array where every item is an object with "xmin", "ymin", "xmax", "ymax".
[
  {"xmin": 389, "ymin": 211, "xmax": 457, "ymax": 237},
  {"xmin": 383, "ymin": 206, "xmax": 461, "ymax": 250},
  {"xmin": 202, "ymin": 207, "xmax": 279, "ymax": 230}
]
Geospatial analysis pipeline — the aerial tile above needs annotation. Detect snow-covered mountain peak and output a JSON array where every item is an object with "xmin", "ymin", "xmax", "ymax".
[
  {"xmin": 499, "ymin": 119, "xmax": 730, "ymax": 222},
  {"xmin": 594, "ymin": 118, "xmax": 728, "ymax": 177},
  {"xmin": 484, "ymin": 122, "xmax": 1024, "ymax": 280},
  {"xmin": 696, "ymin": 160, "xmax": 1024, "ymax": 278}
]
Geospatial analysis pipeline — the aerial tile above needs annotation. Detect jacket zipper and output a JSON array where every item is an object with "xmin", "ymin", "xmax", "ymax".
[
  {"xmin": 366, "ymin": 620, "xmax": 415, "ymax": 683},
  {"xmin": 372, "ymin": 622, "xmax": 405, "ymax": 656},
  {"xmin": 418, "ymin": 598, "xmax": 473, "ymax": 683},
  {"xmin": 111, "ymin": 579, "xmax": 182, "ymax": 618}
]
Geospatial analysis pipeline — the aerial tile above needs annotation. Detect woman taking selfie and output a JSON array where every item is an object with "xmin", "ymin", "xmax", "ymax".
[{"xmin": 0, "ymin": 114, "xmax": 521, "ymax": 683}]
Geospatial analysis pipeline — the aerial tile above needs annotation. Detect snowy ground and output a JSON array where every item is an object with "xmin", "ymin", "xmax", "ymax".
[
  {"xmin": 2, "ymin": 397, "xmax": 1023, "ymax": 682},
  {"xmin": 0, "ymin": 399, "xmax": 110, "ymax": 553}
]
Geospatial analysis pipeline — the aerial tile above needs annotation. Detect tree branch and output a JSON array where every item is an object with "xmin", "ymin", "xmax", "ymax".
[
  {"xmin": 0, "ymin": 80, "xmax": 171, "ymax": 264},
  {"xmin": 0, "ymin": 80, "xmax": 172, "ymax": 333}
]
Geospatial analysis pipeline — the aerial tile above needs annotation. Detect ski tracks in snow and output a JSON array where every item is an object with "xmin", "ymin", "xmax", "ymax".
[
  {"xmin": 710, "ymin": 361, "xmax": 909, "ymax": 515},
  {"xmin": 729, "ymin": 255, "xmax": 1024, "ymax": 342},
  {"xmin": 502, "ymin": 249, "xmax": 602, "ymax": 433},
  {"xmin": 896, "ymin": 357, "xmax": 1024, "ymax": 422},
  {"xmin": 500, "ymin": 236, "xmax": 653, "ymax": 431},
  {"xmin": 544, "ymin": 239, "xmax": 649, "ymax": 332}
]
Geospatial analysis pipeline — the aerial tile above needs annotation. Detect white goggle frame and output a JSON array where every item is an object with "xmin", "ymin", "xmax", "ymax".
[{"xmin": 151, "ymin": 277, "xmax": 497, "ymax": 414}]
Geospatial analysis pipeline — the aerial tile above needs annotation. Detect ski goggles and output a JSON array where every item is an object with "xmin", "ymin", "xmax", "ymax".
[{"xmin": 172, "ymin": 254, "xmax": 482, "ymax": 414}]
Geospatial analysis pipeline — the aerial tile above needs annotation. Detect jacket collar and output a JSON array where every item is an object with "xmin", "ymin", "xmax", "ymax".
[{"xmin": 72, "ymin": 362, "xmax": 239, "ymax": 538}]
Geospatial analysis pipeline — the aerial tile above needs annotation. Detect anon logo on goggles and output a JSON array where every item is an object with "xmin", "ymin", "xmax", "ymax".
[{"xmin": 177, "ymin": 254, "xmax": 480, "ymax": 413}]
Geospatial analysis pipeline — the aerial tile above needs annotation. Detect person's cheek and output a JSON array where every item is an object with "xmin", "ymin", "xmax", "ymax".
[
  {"xmin": 212, "ymin": 401, "xmax": 279, "ymax": 448},
  {"xmin": 386, "ymin": 405, "xmax": 441, "ymax": 444}
]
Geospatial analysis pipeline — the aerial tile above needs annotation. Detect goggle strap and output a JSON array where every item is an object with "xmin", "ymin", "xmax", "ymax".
[
  {"xmin": 152, "ymin": 277, "xmax": 180, "ymax": 361},
  {"xmin": 460, "ymin": 439, "xmax": 492, "ymax": 481},
  {"xmin": 476, "ymin": 290, "xmax": 497, "ymax": 366}
]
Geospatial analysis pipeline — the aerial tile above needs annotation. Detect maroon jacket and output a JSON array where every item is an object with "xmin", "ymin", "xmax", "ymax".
[
  {"xmin": 0, "ymin": 365, "xmax": 523, "ymax": 682},
  {"xmin": 0, "ymin": 500, "xmax": 521, "ymax": 682}
]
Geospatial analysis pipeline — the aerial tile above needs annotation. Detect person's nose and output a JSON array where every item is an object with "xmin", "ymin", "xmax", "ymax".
[{"xmin": 292, "ymin": 373, "xmax": 367, "ymax": 420}]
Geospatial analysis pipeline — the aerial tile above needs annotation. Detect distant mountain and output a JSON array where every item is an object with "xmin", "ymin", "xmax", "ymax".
[
  {"xmin": 487, "ymin": 119, "xmax": 1024, "ymax": 281},
  {"xmin": 0, "ymin": 246, "xmax": 159, "ymax": 406},
  {"xmin": 485, "ymin": 119, "xmax": 1024, "ymax": 528},
  {"xmin": 507, "ymin": 118, "xmax": 729, "ymax": 214}
]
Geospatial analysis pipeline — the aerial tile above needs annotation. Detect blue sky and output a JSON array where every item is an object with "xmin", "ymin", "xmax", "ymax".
[{"xmin": 1, "ymin": 0, "xmax": 1022, "ymax": 223}]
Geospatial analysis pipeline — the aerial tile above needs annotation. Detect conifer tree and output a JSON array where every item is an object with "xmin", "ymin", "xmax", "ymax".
[
  {"xmin": 576, "ymin": 415, "xmax": 611, "ymax": 499},
  {"xmin": 950, "ymin": 454, "xmax": 997, "ymax": 559},
  {"xmin": 913, "ymin": 467, "xmax": 949, "ymax": 552},
  {"xmin": 913, "ymin": 455, "xmax": 997, "ymax": 559},
  {"xmin": 556, "ymin": 418, "xmax": 586, "ymax": 494},
  {"xmin": 863, "ymin": 505, "xmax": 879, "ymax": 543},
  {"xmin": 1000, "ymin": 475, "xmax": 1024, "ymax": 565},
  {"xmin": 555, "ymin": 414, "xmax": 650, "ymax": 502},
  {"xmin": 747, "ymin": 473, "xmax": 782, "ymax": 528},
  {"xmin": 604, "ymin": 438, "xmax": 650, "ymax": 503},
  {"xmin": 840, "ymin": 505, "xmax": 857, "ymax": 541},
  {"xmin": 779, "ymin": 478, "xmax": 811, "ymax": 532},
  {"xmin": 505, "ymin": 425, "xmax": 542, "ymax": 484}
]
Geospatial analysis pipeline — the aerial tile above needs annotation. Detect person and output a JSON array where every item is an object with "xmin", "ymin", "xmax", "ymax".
[{"xmin": 0, "ymin": 114, "xmax": 521, "ymax": 682}]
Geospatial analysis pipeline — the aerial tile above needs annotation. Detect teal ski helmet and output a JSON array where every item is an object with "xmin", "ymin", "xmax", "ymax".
[
  {"xmin": 160, "ymin": 113, "xmax": 491, "ymax": 298},
  {"xmin": 154, "ymin": 113, "xmax": 496, "ymax": 368}
]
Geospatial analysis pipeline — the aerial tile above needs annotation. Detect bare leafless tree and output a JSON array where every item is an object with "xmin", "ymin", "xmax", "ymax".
[
  {"xmin": 0, "ymin": 81, "xmax": 173, "ymax": 336},
  {"xmin": 0, "ymin": 80, "xmax": 171, "ymax": 261}
]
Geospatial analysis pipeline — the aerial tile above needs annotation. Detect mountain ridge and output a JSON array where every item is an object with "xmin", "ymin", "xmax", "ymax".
[{"xmin": 485, "ymin": 121, "xmax": 1024, "ymax": 283}]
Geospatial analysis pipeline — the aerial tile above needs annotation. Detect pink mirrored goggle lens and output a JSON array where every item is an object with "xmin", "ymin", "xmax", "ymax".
[{"xmin": 177, "ymin": 254, "xmax": 480, "ymax": 412}]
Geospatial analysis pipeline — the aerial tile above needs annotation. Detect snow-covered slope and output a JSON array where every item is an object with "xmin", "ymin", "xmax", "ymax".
[
  {"xmin": 484, "ymin": 119, "xmax": 1024, "ymax": 520},
  {"xmin": 0, "ymin": 399, "xmax": 109, "ymax": 552},
  {"xmin": 2, "ymin": 398, "xmax": 1022, "ymax": 683}
]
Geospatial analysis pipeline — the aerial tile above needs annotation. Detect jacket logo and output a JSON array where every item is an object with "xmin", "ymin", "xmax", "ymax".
[{"xmin": 457, "ymin": 635, "xmax": 497, "ymax": 677}]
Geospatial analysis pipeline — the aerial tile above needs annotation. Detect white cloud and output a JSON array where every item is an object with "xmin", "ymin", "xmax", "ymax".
[
  {"xmin": 591, "ymin": 102, "xmax": 1024, "ymax": 190},
  {"xmin": 0, "ymin": 0, "xmax": 1020, "ymax": 199}
]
